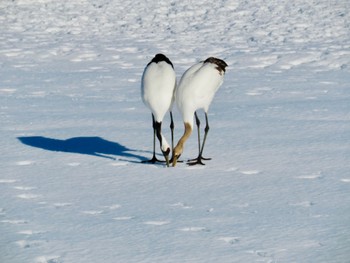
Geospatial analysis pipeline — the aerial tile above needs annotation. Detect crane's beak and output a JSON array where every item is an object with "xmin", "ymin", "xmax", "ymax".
[
  {"xmin": 172, "ymin": 155, "xmax": 179, "ymax": 167},
  {"xmin": 172, "ymin": 157, "xmax": 177, "ymax": 167},
  {"xmin": 162, "ymin": 149, "xmax": 170, "ymax": 167},
  {"xmin": 164, "ymin": 154, "xmax": 170, "ymax": 167}
]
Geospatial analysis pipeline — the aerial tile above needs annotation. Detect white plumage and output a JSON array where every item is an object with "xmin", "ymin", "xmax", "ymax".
[
  {"xmin": 172, "ymin": 57, "xmax": 227, "ymax": 166},
  {"xmin": 141, "ymin": 54, "xmax": 176, "ymax": 166}
]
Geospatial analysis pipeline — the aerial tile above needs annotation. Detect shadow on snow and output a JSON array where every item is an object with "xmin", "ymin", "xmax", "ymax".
[{"xmin": 17, "ymin": 136, "xmax": 147, "ymax": 162}]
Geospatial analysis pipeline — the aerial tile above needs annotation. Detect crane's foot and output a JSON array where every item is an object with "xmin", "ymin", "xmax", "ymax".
[
  {"xmin": 141, "ymin": 155, "xmax": 165, "ymax": 164},
  {"xmin": 187, "ymin": 156, "xmax": 211, "ymax": 162},
  {"xmin": 187, "ymin": 156, "xmax": 211, "ymax": 166}
]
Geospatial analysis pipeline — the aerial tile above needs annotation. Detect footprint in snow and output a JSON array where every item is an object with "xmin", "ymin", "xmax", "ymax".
[
  {"xmin": 18, "ymin": 230, "xmax": 45, "ymax": 236},
  {"xmin": 102, "ymin": 204, "xmax": 121, "ymax": 210},
  {"xmin": 233, "ymin": 203, "xmax": 250, "ymax": 208},
  {"xmin": 13, "ymin": 185, "xmax": 41, "ymax": 200},
  {"xmin": 53, "ymin": 203, "xmax": 73, "ymax": 208},
  {"xmin": 247, "ymin": 249, "xmax": 275, "ymax": 259},
  {"xmin": 70, "ymin": 52, "xmax": 99, "ymax": 62},
  {"xmin": 179, "ymin": 227, "xmax": 210, "ymax": 232},
  {"xmin": 81, "ymin": 210, "xmax": 104, "ymax": 215},
  {"xmin": 17, "ymin": 193, "xmax": 41, "ymax": 200},
  {"xmin": 14, "ymin": 186, "xmax": 37, "ymax": 191},
  {"xmin": 226, "ymin": 167, "xmax": 238, "ymax": 172},
  {"xmin": 246, "ymin": 87, "xmax": 272, "ymax": 96},
  {"xmin": 218, "ymin": 236, "xmax": 240, "ymax": 245},
  {"xmin": 110, "ymin": 162, "xmax": 128, "ymax": 167},
  {"xmin": 296, "ymin": 173, "xmax": 322, "ymax": 180},
  {"xmin": 289, "ymin": 201, "xmax": 315, "ymax": 207},
  {"xmin": 246, "ymin": 91, "xmax": 262, "ymax": 96},
  {"xmin": 340, "ymin": 178, "xmax": 350, "ymax": 183},
  {"xmin": 0, "ymin": 179, "xmax": 18, "ymax": 184},
  {"xmin": 240, "ymin": 170, "xmax": 260, "ymax": 175},
  {"xmin": 16, "ymin": 239, "xmax": 46, "ymax": 249},
  {"xmin": 170, "ymin": 202, "xmax": 193, "ymax": 209},
  {"xmin": 113, "ymin": 216, "xmax": 134, "ymax": 221},
  {"xmin": 67, "ymin": 162, "xmax": 81, "ymax": 167},
  {"xmin": 0, "ymin": 88, "xmax": 17, "ymax": 94},
  {"xmin": 81, "ymin": 204, "xmax": 121, "ymax": 215},
  {"xmin": 16, "ymin": 160, "xmax": 34, "ymax": 166},
  {"xmin": 1, "ymin": 219, "xmax": 28, "ymax": 225},
  {"xmin": 35, "ymin": 255, "xmax": 61, "ymax": 263},
  {"xmin": 120, "ymin": 62, "xmax": 134, "ymax": 69},
  {"xmin": 143, "ymin": 221, "xmax": 171, "ymax": 226}
]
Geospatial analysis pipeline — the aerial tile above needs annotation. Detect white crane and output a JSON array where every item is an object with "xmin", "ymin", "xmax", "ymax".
[
  {"xmin": 172, "ymin": 57, "xmax": 227, "ymax": 167},
  {"xmin": 141, "ymin": 54, "xmax": 176, "ymax": 167}
]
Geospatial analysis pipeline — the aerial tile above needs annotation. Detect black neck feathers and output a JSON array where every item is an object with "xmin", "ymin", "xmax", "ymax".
[
  {"xmin": 204, "ymin": 57, "xmax": 228, "ymax": 74},
  {"xmin": 148, "ymin": 53, "xmax": 174, "ymax": 68}
]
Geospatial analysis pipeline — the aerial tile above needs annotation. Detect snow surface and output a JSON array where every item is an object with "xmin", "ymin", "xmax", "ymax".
[{"xmin": 1, "ymin": 0, "xmax": 350, "ymax": 262}]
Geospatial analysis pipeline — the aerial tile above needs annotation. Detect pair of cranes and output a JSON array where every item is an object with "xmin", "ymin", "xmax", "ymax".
[{"xmin": 141, "ymin": 54, "xmax": 227, "ymax": 167}]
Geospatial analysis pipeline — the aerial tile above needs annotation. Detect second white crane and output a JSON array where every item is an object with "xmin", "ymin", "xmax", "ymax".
[{"xmin": 172, "ymin": 57, "xmax": 227, "ymax": 167}]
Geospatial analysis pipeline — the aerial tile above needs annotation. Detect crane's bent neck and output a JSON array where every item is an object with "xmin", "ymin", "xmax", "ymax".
[
  {"xmin": 175, "ymin": 122, "xmax": 192, "ymax": 152},
  {"xmin": 154, "ymin": 121, "xmax": 170, "ymax": 152}
]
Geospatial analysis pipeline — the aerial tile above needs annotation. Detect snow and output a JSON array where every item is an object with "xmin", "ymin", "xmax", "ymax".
[{"xmin": 1, "ymin": 0, "xmax": 350, "ymax": 262}]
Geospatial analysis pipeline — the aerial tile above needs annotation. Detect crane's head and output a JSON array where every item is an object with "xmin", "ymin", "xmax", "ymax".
[
  {"xmin": 171, "ymin": 144, "xmax": 183, "ymax": 167},
  {"xmin": 162, "ymin": 147, "xmax": 171, "ymax": 167}
]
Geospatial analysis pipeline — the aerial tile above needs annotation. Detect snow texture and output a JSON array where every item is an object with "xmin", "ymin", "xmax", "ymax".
[{"xmin": 1, "ymin": 0, "xmax": 350, "ymax": 262}]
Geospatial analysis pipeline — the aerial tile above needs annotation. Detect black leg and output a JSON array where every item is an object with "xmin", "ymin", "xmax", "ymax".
[
  {"xmin": 142, "ymin": 114, "xmax": 165, "ymax": 164},
  {"xmin": 168, "ymin": 112, "xmax": 184, "ymax": 164},
  {"xmin": 187, "ymin": 112, "xmax": 201, "ymax": 162},
  {"xmin": 195, "ymin": 112, "xmax": 201, "ymax": 154},
  {"xmin": 155, "ymin": 120, "xmax": 170, "ymax": 167},
  {"xmin": 187, "ymin": 112, "xmax": 211, "ymax": 166},
  {"xmin": 170, "ymin": 111, "xmax": 174, "ymax": 151}
]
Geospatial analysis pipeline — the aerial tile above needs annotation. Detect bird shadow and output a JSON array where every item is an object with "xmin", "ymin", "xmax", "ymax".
[{"xmin": 17, "ymin": 136, "xmax": 148, "ymax": 162}]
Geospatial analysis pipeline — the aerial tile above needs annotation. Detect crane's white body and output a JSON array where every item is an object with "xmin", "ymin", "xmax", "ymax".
[
  {"xmin": 172, "ymin": 57, "xmax": 227, "ymax": 166},
  {"xmin": 142, "ymin": 61, "xmax": 176, "ymax": 122},
  {"xmin": 175, "ymin": 61, "xmax": 224, "ymax": 128},
  {"xmin": 141, "ymin": 56, "xmax": 176, "ymax": 154}
]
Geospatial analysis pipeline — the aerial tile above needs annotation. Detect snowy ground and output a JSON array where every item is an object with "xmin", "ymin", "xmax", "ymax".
[{"xmin": 1, "ymin": 0, "xmax": 350, "ymax": 262}]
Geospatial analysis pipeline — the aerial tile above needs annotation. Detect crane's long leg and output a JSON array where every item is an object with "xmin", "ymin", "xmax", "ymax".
[
  {"xmin": 170, "ymin": 111, "xmax": 174, "ymax": 151},
  {"xmin": 187, "ymin": 112, "xmax": 211, "ymax": 165},
  {"xmin": 200, "ymin": 113, "xmax": 211, "ymax": 158},
  {"xmin": 195, "ymin": 111, "xmax": 201, "ymax": 154},
  {"xmin": 142, "ymin": 114, "xmax": 165, "ymax": 164},
  {"xmin": 169, "ymin": 111, "xmax": 183, "ymax": 164},
  {"xmin": 188, "ymin": 112, "xmax": 211, "ymax": 166}
]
